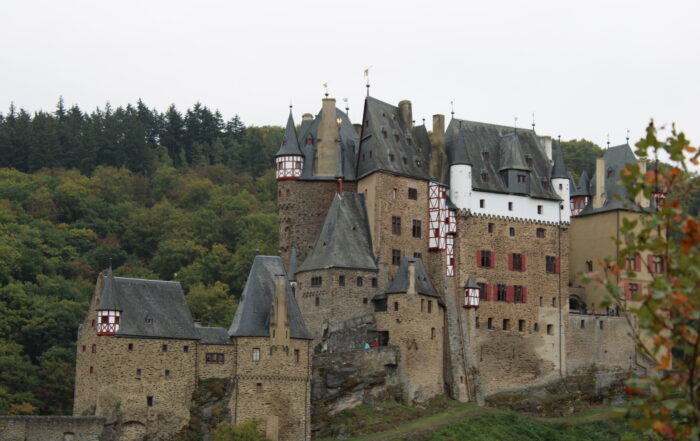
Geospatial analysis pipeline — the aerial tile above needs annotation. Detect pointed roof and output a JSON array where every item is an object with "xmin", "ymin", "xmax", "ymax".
[
  {"xmin": 445, "ymin": 119, "xmax": 560, "ymax": 200},
  {"xmin": 297, "ymin": 192, "xmax": 377, "ymax": 273},
  {"xmin": 551, "ymin": 142, "xmax": 568, "ymax": 179},
  {"xmin": 228, "ymin": 256, "xmax": 311, "ymax": 340},
  {"xmin": 571, "ymin": 170, "xmax": 591, "ymax": 196},
  {"xmin": 356, "ymin": 97, "xmax": 431, "ymax": 180},
  {"xmin": 97, "ymin": 275, "xmax": 198, "ymax": 340},
  {"xmin": 375, "ymin": 257, "xmax": 443, "ymax": 305},
  {"xmin": 297, "ymin": 107, "xmax": 358, "ymax": 181},
  {"xmin": 499, "ymin": 132, "xmax": 529, "ymax": 171},
  {"xmin": 196, "ymin": 326, "xmax": 233, "ymax": 345},
  {"xmin": 276, "ymin": 111, "xmax": 303, "ymax": 157}
]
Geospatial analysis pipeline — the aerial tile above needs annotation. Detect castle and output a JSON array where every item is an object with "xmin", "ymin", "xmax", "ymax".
[{"xmin": 61, "ymin": 94, "xmax": 659, "ymax": 441}]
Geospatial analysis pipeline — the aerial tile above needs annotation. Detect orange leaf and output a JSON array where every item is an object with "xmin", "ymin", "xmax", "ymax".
[{"xmin": 656, "ymin": 352, "xmax": 671, "ymax": 370}]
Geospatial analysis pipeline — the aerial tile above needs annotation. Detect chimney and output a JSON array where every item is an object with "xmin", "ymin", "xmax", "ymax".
[
  {"xmin": 593, "ymin": 157, "xmax": 605, "ymax": 209},
  {"xmin": 353, "ymin": 123, "xmax": 362, "ymax": 138},
  {"xmin": 635, "ymin": 160, "xmax": 649, "ymax": 207},
  {"xmin": 407, "ymin": 261, "xmax": 416, "ymax": 295},
  {"xmin": 432, "ymin": 114, "xmax": 445, "ymax": 147},
  {"xmin": 539, "ymin": 136, "xmax": 553, "ymax": 162},
  {"xmin": 270, "ymin": 274, "xmax": 290, "ymax": 345},
  {"xmin": 399, "ymin": 100, "xmax": 413, "ymax": 129},
  {"xmin": 302, "ymin": 113, "xmax": 313, "ymax": 121},
  {"xmin": 315, "ymin": 98, "xmax": 340, "ymax": 176},
  {"xmin": 430, "ymin": 114, "xmax": 447, "ymax": 182}
]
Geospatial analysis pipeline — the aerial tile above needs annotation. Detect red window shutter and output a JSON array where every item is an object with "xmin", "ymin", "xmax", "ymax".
[
  {"xmin": 491, "ymin": 252, "xmax": 496, "ymax": 268},
  {"xmin": 476, "ymin": 251, "xmax": 482, "ymax": 268},
  {"xmin": 555, "ymin": 258, "xmax": 560, "ymax": 274},
  {"xmin": 647, "ymin": 254, "xmax": 654, "ymax": 273},
  {"xmin": 522, "ymin": 255, "xmax": 526, "ymax": 272},
  {"xmin": 485, "ymin": 284, "xmax": 491, "ymax": 301},
  {"xmin": 635, "ymin": 254, "xmax": 641, "ymax": 272},
  {"xmin": 523, "ymin": 286, "xmax": 528, "ymax": 303},
  {"xmin": 506, "ymin": 285, "xmax": 514, "ymax": 303},
  {"xmin": 623, "ymin": 283, "xmax": 630, "ymax": 300},
  {"xmin": 508, "ymin": 253, "xmax": 513, "ymax": 271}
]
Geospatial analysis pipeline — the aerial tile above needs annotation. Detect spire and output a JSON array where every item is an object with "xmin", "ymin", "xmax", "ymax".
[
  {"xmin": 275, "ymin": 110, "xmax": 303, "ymax": 157},
  {"xmin": 98, "ymin": 266, "xmax": 119, "ymax": 311},
  {"xmin": 551, "ymin": 141, "xmax": 568, "ymax": 179}
]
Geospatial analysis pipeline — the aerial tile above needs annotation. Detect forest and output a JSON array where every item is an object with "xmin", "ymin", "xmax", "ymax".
[{"xmin": 0, "ymin": 99, "xmax": 607, "ymax": 416}]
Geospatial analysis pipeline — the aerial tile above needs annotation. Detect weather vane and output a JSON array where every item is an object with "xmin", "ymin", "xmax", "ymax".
[
  {"xmin": 450, "ymin": 100, "xmax": 455, "ymax": 119},
  {"xmin": 322, "ymin": 83, "xmax": 329, "ymax": 98},
  {"xmin": 626, "ymin": 129, "xmax": 630, "ymax": 144},
  {"xmin": 531, "ymin": 112, "xmax": 536, "ymax": 131},
  {"xmin": 606, "ymin": 133, "xmax": 610, "ymax": 148},
  {"xmin": 364, "ymin": 67, "xmax": 371, "ymax": 96}
]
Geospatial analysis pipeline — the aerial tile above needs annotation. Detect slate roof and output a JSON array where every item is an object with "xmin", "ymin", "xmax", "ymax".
[
  {"xmin": 356, "ymin": 96, "xmax": 432, "ymax": 181},
  {"xmin": 571, "ymin": 170, "xmax": 591, "ymax": 197},
  {"xmin": 551, "ymin": 143, "xmax": 568, "ymax": 179},
  {"xmin": 276, "ymin": 111, "xmax": 303, "ymax": 157},
  {"xmin": 196, "ymin": 326, "xmax": 232, "ymax": 345},
  {"xmin": 297, "ymin": 107, "xmax": 358, "ymax": 181},
  {"xmin": 97, "ymin": 274, "xmax": 198, "ymax": 340},
  {"xmin": 296, "ymin": 192, "xmax": 377, "ymax": 273},
  {"xmin": 579, "ymin": 143, "xmax": 642, "ymax": 215},
  {"xmin": 228, "ymin": 256, "xmax": 312, "ymax": 340},
  {"xmin": 445, "ymin": 119, "xmax": 561, "ymax": 200},
  {"xmin": 287, "ymin": 246, "xmax": 299, "ymax": 281},
  {"xmin": 375, "ymin": 257, "xmax": 443, "ymax": 305}
]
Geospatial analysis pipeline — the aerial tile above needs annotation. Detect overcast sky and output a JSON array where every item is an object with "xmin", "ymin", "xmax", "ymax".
[{"xmin": 2, "ymin": 0, "xmax": 698, "ymax": 149}]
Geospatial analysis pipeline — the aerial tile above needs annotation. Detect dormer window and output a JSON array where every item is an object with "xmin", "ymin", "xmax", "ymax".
[
  {"xmin": 607, "ymin": 168, "xmax": 614, "ymax": 178},
  {"xmin": 482, "ymin": 151, "xmax": 489, "ymax": 161},
  {"xmin": 394, "ymin": 134, "xmax": 400, "ymax": 142},
  {"xmin": 517, "ymin": 174, "xmax": 526, "ymax": 183},
  {"xmin": 403, "ymin": 157, "xmax": 408, "ymax": 165},
  {"xmin": 481, "ymin": 173, "xmax": 489, "ymax": 182},
  {"xmin": 306, "ymin": 137, "xmax": 313, "ymax": 145},
  {"xmin": 383, "ymin": 130, "xmax": 388, "ymax": 139},
  {"xmin": 145, "ymin": 316, "xmax": 153, "ymax": 324},
  {"xmin": 542, "ymin": 179, "xmax": 549, "ymax": 189},
  {"xmin": 526, "ymin": 156, "xmax": 533, "ymax": 167},
  {"xmin": 389, "ymin": 154, "xmax": 395, "ymax": 162}
]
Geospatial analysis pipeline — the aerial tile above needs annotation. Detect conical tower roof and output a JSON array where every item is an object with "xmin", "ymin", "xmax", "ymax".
[
  {"xmin": 97, "ymin": 267, "xmax": 120, "ymax": 311},
  {"xmin": 275, "ymin": 111, "xmax": 303, "ymax": 157},
  {"xmin": 551, "ymin": 142, "xmax": 568, "ymax": 179},
  {"xmin": 572, "ymin": 170, "xmax": 591, "ymax": 196}
]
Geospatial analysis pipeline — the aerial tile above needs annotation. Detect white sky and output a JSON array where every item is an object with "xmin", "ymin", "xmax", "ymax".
[{"xmin": 1, "ymin": 0, "xmax": 698, "ymax": 150}]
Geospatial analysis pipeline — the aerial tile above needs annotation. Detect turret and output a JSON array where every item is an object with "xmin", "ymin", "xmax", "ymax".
[
  {"xmin": 96, "ymin": 268, "xmax": 121, "ymax": 335},
  {"xmin": 551, "ymin": 142, "xmax": 571, "ymax": 222},
  {"xmin": 447, "ymin": 124, "xmax": 472, "ymax": 210},
  {"xmin": 275, "ymin": 110, "xmax": 304, "ymax": 181},
  {"xmin": 570, "ymin": 170, "xmax": 591, "ymax": 216},
  {"xmin": 498, "ymin": 132, "xmax": 530, "ymax": 194}
]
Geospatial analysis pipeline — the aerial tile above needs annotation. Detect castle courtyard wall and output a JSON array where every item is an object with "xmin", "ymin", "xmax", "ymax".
[
  {"xmin": 566, "ymin": 314, "xmax": 637, "ymax": 373},
  {"xmin": 0, "ymin": 416, "xmax": 104, "ymax": 441}
]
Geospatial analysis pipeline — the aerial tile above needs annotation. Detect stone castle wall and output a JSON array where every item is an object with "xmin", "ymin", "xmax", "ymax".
[
  {"xmin": 295, "ymin": 269, "xmax": 379, "ymax": 345},
  {"xmin": 230, "ymin": 337, "xmax": 311, "ymax": 441},
  {"xmin": 0, "ymin": 416, "xmax": 104, "ymax": 441},
  {"xmin": 453, "ymin": 214, "xmax": 569, "ymax": 397},
  {"xmin": 278, "ymin": 180, "xmax": 355, "ymax": 267},
  {"xmin": 566, "ymin": 314, "xmax": 638, "ymax": 374},
  {"xmin": 197, "ymin": 343, "xmax": 237, "ymax": 379}
]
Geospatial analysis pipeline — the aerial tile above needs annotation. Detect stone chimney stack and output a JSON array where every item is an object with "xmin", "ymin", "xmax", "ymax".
[
  {"xmin": 302, "ymin": 113, "xmax": 314, "ymax": 121},
  {"xmin": 399, "ymin": 100, "xmax": 413, "ymax": 129},
  {"xmin": 270, "ymin": 274, "xmax": 290, "ymax": 345},
  {"xmin": 593, "ymin": 157, "xmax": 606, "ymax": 209},
  {"xmin": 407, "ymin": 261, "xmax": 416, "ymax": 295},
  {"xmin": 315, "ymin": 98, "xmax": 340, "ymax": 176},
  {"xmin": 635, "ymin": 159, "xmax": 649, "ymax": 207},
  {"xmin": 430, "ymin": 114, "xmax": 447, "ymax": 182}
]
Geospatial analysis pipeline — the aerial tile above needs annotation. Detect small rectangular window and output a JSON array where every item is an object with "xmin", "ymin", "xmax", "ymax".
[
  {"xmin": 371, "ymin": 278, "xmax": 378, "ymax": 287},
  {"xmin": 206, "ymin": 353, "xmax": 225, "ymax": 364},
  {"xmin": 256, "ymin": 383, "xmax": 262, "ymax": 392},
  {"xmin": 165, "ymin": 369, "xmax": 171, "ymax": 378},
  {"xmin": 363, "ymin": 297, "xmax": 368, "ymax": 304},
  {"xmin": 339, "ymin": 275, "xmax": 345, "ymax": 286},
  {"xmin": 509, "ymin": 227, "xmax": 515, "ymax": 237},
  {"xmin": 536, "ymin": 228, "xmax": 545, "ymax": 238},
  {"xmin": 537, "ymin": 205, "xmax": 543, "ymax": 214},
  {"xmin": 503, "ymin": 319, "xmax": 510, "ymax": 330},
  {"xmin": 518, "ymin": 320, "xmax": 525, "ymax": 332},
  {"xmin": 497, "ymin": 284, "xmax": 507, "ymax": 302},
  {"xmin": 481, "ymin": 250, "xmax": 493, "ymax": 268},
  {"xmin": 82, "ymin": 345, "xmax": 86, "ymax": 352},
  {"xmin": 514, "ymin": 285, "xmax": 524, "ymax": 302},
  {"xmin": 547, "ymin": 324, "xmax": 554, "ymax": 335},
  {"xmin": 392, "ymin": 249, "xmax": 401, "ymax": 265},
  {"xmin": 252, "ymin": 348, "xmax": 260, "ymax": 362},
  {"xmin": 392, "ymin": 216, "xmax": 401, "ymax": 235},
  {"xmin": 580, "ymin": 320, "xmax": 585, "ymax": 329},
  {"xmin": 392, "ymin": 188, "xmax": 397, "ymax": 200},
  {"xmin": 428, "ymin": 300, "xmax": 433, "ymax": 313},
  {"xmin": 92, "ymin": 344, "xmax": 96, "ymax": 353},
  {"xmin": 487, "ymin": 318, "xmax": 493, "ymax": 329},
  {"xmin": 413, "ymin": 252, "xmax": 422, "ymax": 259},
  {"xmin": 412, "ymin": 220, "xmax": 422, "ymax": 238},
  {"xmin": 162, "ymin": 344, "xmax": 168, "ymax": 352},
  {"xmin": 478, "ymin": 283, "xmax": 487, "ymax": 300},
  {"xmin": 89, "ymin": 366, "xmax": 93, "ymax": 374},
  {"xmin": 599, "ymin": 321, "xmax": 604, "ymax": 330},
  {"xmin": 147, "ymin": 396, "xmax": 153, "ymax": 407},
  {"xmin": 408, "ymin": 188, "xmax": 418, "ymax": 200},
  {"xmin": 294, "ymin": 349, "xmax": 300, "ymax": 364},
  {"xmin": 480, "ymin": 199, "xmax": 485, "ymax": 208},
  {"xmin": 508, "ymin": 202, "xmax": 513, "ymax": 211},
  {"xmin": 475, "ymin": 317, "xmax": 480, "ymax": 328},
  {"xmin": 431, "ymin": 328, "xmax": 436, "ymax": 339},
  {"xmin": 183, "ymin": 345, "xmax": 189, "ymax": 353},
  {"xmin": 311, "ymin": 276, "xmax": 322, "ymax": 286},
  {"xmin": 552, "ymin": 297, "xmax": 557, "ymax": 307},
  {"xmin": 546, "ymin": 256, "xmax": 558, "ymax": 274},
  {"xmin": 356, "ymin": 277, "xmax": 363, "ymax": 287},
  {"xmin": 421, "ymin": 298, "xmax": 425, "ymax": 312},
  {"xmin": 315, "ymin": 297, "xmax": 320, "ymax": 307},
  {"xmin": 137, "ymin": 368, "xmax": 142, "ymax": 377},
  {"xmin": 128, "ymin": 343, "xmax": 133, "ymax": 351},
  {"xmin": 488, "ymin": 223, "xmax": 494, "ymax": 233},
  {"xmin": 512, "ymin": 253, "xmax": 523, "ymax": 271}
]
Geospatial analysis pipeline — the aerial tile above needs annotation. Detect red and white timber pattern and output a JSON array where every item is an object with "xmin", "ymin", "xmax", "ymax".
[
  {"xmin": 446, "ymin": 235, "xmax": 455, "ymax": 276},
  {"xmin": 275, "ymin": 155, "xmax": 303, "ymax": 180},
  {"xmin": 428, "ymin": 182, "xmax": 447, "ymax": 250},
  {"xmin": 96, "ymin": 310, "xmax": 120, "ymax": 335},
  {"xmin": 570, "ymin": 196, "xmax": 589, "ymax": 217}
]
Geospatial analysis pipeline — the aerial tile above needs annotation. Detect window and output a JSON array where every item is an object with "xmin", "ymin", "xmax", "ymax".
[
  {"xmin": 372, "ymin": 278, "xmax": 378, "ymax": 287},
  {"xmin": 536, "ymin": 228, "xmax": 545, "ymax": 238},
  {"xmin": 487, "ymin": 318, "xmax": 493, "ymax": 330},
  {"xmin": 125, "ymin": 343, "xmax": 132, "ymax": 351},
  {"xmin": 480, "ymin": 250, "xmax": 493, "ymax": 268},
  {"xmin": 92, "ymin": 344, "xmax": 96, "ymax": 353},
  {"xmin": 356, "ymin": 277, "xmax": 363, "ymax": 287},
  {"xmin": 394, "ymin": 302, "xmax": 399, "ymax": 311},
  {"xmin": 339, "ymin": 275, "xmax": 345, "ymax": 286},
  {"xmin": 509, "ymin": 227, "xmax": 515, "ymax": 237},
  {"xmin": 508, "ymin": 202, "xmax": 513, "ymax": 211},
  {"xmin": 607, "ymin": 169, "xmax": 613, "ymax": 178},
  {"xmin": 206, "ymin": 353, "xmax": 225, "ymax": 364},
  {"xmin": 559, "ymin": 183, "xmax": 563, "ymax": 190},
  {"xmin": 586, "ymin": 260, "xmax": 593, "ymax": 272},
  {"xmin": 392, "ymin": 216, "xmax": 401, "ymax": 235},
  {"xmin": 526, "ymin": 157, "xmax": 533, "ymax": 167},
  {"xmin": 183, "ymin": 345, "xmax": 189, "ymax": 353},
  {"xmin": 256, "ymin": 383, "xmax": 263, "ymax": 392},
  {"xmin": 315, "ymin": 297, "xmax": 320, "ymax": 307},
  {"xmin": 82, "ymin": 345, "xmax": 86, "ymax": 352},
  {"xmin": 403, "ymin": 157, "xmax": 408, "ymax": 164},
  {"xmin": 165, "ymin": 369, "xmax": 171, "ymax": 378},
  {"xmin": 478, "ymin": 283, "xmax": 487, "ymax": 300},
  {"xmin": 294, "ymin": 349, "xmax": 300, "ymax": 364},
  {"xmin": 511, "ymin": 253, "xmax": 523, "ymax": 271},
  {"xmin": 90, "ymin": 366, "xmax": 93, "ymax": 374},
  {"xmin": 306, "ymin": 137, "xmax": 313, "ymax": 145},
  {"xmin": 431, "ymin": 328, "xmax": 436, "ymax": 339},
  {"xmin": 518, "ymin": 320, "xmax": 525, "ymax": 332},
  {"xmin": 539, "ymin": 296, "xmax": 543, "ymax": 307},
  {"xmin": 533, "ymin": 323, "xmax": 540, "ymax": 332},
  {"xmin": 599, "ymin": 321, "xmax": 604, "ymax": 330},
  {"xmin": 629, "ymin": 282, "xmax": 639, "ymax": 298},
  {"xmin": 162, "ymin": 344, "xmax": 168, "ymax": 352},
  {"xmin": 480, "ymin": 199, "xmax": 485, "ymax": 208},
  {"xmin": 497, "ymin": 284, "xmax": 507, "ymax": 302},
  {"xmin": 392, "ymin": 249, "xmax": 401, "ymax": 265},
  {"xmin": 392, "ymin": 188, "xmax": 397, "ymax": 200},
  {"xmin": 428, "ymin": 300, "xmax": 433, "ymax": 313},
  {"xmin": 408, "ymin": 188, "xmax": 418, "ymax": 200},
  {"xmin": 137, "ymin": 368, "xmax": 142, "ymax": 377},
  {"xmin": 546, "ymin": 256, "xmax": 558, "ymax": 274},
  {"xmin": 92, "ymin": 319, "xmax": 95, "ymax": 328},
  {"xmin": 481, "ymin": 173, "xmax": 489, "ymax": 182},
  {"xmin": 542, "ymin": 180, "xmax": 550, "ymax": 189},
  {"xmin": 517, "ymin": 174, "xmax": 526, "ymax": 183},
  {"xmin": 537, "ymin": 205, "xmax": 543, "ymax": 214},
  {"xmin": 363, "ymin": 297, "xmax": 368, "ymax": 304},
  {"xmin": 482, "ymin": 151, "xmax": 489, "ymax": 161},
  {"xmin": 488, "ymin": 223, "xmax": 494, "ymax": 233},
  {"xmin": 552, "ymin": 297, "xmax": 557, "ymax": 307},
  {"xmin": 147, "ymin": 396, "xmax": 153, "ymax": 407},
  {"xmin": 514, "ymin": 285, "xmax": 524, "ymax": 303},
  {"xmin": 580, "ymin": 320, "xmax": 585, "ymax": 329},
  {"xmin": 311, "ymin": 276, "xmax": 322, "ymax": 286},
  {"xmin": 252, "ymin": 348, "xmax": 260, "ymax": 362},
  {"xmin": 503, "ymin": 319, "xmax": 510, "ymax": 330},
  {"xmin": 412, "ymin": 220, "xmax": 422, "ymax": 238},
  {"xmin": 475, "ymin": 317, "xmax": 480, "ymax": 328},
  {"xmin": 625, "ymin": 255, "xmax": 636, "ymax": 270},
  {"xmin": 547, "ymin": 324, "xmax": 554, "ymax": 335},
  {"xmin": 413, "ymin": 252, "xmax": 422, "ymax": 259}
]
